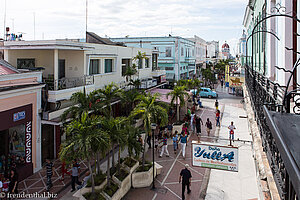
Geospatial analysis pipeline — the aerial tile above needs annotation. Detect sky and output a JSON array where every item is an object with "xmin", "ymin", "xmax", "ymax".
[{"xmin": 0, "ymin": 0, "xmax": 247, "ymax": 55}]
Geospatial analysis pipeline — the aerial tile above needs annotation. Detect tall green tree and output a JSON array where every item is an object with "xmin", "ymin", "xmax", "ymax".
[
  {"xmin": 167, "ymin": 86, "xmax": 189, "ymax": 122},
  {"xmin": 124, "ymin": 63, "xmax": 138, "ymax": 82},
  {"xmin": 125, "ymin": 124, "xmax": 142, "ymax": 159},
  {"xmin": 60, "ymin": 112, "xmax": 109, "ymax": 195},
  {"xmin": 61, "ymin": 89, "xmax": 101, "ymax": 121},
  {"xmin": 120, "ymin": 89, "xmax": 140, "ymax": 115},
  {"xmin": 130, "ymin": 93, "xmax": 168, "ymax": 169},
  {"xmin": 95, "ymin": 83, "xmax": 121, "ymax": 117}
]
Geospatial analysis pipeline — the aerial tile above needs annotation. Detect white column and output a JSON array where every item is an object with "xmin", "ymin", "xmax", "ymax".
[{"xmin": 54, "ymin": 49, "xmax": 59, "ymax": 90}]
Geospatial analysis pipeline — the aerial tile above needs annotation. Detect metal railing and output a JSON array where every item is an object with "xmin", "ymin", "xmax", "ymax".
[
  {"xmin": 44, "ymin": 75, "xmax": 94, "ymax": 90},
  {"xmin": 244, "ymin": 65, "xmax": 299, "ymax": 200}
]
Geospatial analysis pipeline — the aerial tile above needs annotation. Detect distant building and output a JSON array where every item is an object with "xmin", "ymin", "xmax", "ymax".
[
  {"xmin": 238, "ymin": 30, "xmax": 247, "ymax": 65},
  {"xmin": 187, "ymin": 35, "xmax": 207, "ymax": 76},
  {"xmin": 221, "ymin": 42, "xmax": 230, "ymax": 59},
  {"xmin": 111, "ymin": 36, "xmax": 196, "ymax": 81}
]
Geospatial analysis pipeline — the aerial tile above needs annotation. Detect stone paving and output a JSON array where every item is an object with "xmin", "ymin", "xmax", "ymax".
[{"xmin": 124, "ymin": 102, "xmax": 219, "ymax": 200}]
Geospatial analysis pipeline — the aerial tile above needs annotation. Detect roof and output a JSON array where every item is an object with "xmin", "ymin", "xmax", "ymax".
[
  {"xmin": 222, "ymin": 43, "xmax": 230, "ymax": 49},
  {"xmin": 86, "ymin": 32, "xmax": 125, "ymax": 46},
  {"xmin": 0, "ymin": 59, "xmax": 20, "ymax": 75}
]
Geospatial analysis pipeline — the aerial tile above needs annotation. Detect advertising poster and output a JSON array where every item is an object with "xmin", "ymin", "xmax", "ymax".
[{"xmin": 192, "ymin": 142, "xmax": 238, "ymax": 172}]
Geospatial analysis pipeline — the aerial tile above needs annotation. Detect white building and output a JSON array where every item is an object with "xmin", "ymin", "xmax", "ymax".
[
  {"xmin": 1, "ymin": 35, "xmax": 166, "ymax": 163},
  {"xmin": 187, "ymin": 35, "xmax": 207, "ymax": 75}
]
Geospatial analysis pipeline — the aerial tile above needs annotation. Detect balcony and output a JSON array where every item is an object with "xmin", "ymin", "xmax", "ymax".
[
  {"xmin": 151, "ymin": 69, "xmax": 166, "ymax": 78},
  {"xmin": 44, "ymin": 75, "xmax": 95, "ymax": 103}
]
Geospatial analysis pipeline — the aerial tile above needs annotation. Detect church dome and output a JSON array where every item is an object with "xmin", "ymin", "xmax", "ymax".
[{"xmin": 222, "ymin": 42, "xmax": 230, "ymax": 49}]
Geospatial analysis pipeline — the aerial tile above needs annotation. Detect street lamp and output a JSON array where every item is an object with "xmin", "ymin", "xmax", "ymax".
[{"xmin": 151, "ymin": 123, "xmax": 157, "ymax": 190}]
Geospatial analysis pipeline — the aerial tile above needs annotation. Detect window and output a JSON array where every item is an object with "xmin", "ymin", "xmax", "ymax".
[
  {"xmin": 105, "ymin": 59, "xmax": 113, "ymax": 73},
  {"xmin": 166, "ymin": 47, "xmax": 172, "ymax": 57},
  {"xmin": 145, "ymin": 58, "xmax": 150, "ymax": 68},
  {"xmin": 181, "ymin": 47, "xmax": 184, "ymax": 56},
  {"xmin": 17, "ymin": 59, "xmax": 35, "ymax": 69},
  {"xmin": 122, "ymin": 59, "xmax": 131, "ymax": 76},
  {"xmin": 89, "ymin": 59, "xmax": 100, "ymax": 75},
  {"xmin": 138, "ymin": 59, "xmax": 143, "ymax": 69}
]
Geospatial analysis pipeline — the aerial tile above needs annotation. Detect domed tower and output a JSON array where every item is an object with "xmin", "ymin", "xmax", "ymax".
[{"xmin": 221, "ymin": 42, "xmax": 230, "ymax": 59}]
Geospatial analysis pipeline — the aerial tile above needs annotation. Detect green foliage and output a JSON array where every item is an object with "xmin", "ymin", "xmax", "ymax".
[
  {"xmin": 95, "ymin": 83, "xmax": 121, "ymax": 117},
  {"xmin": 136, "ymin": 162, "xmax": 153, "ymax": 172},
  {"xmin": 86, "ymin": 172, "xmax": 106, "ymax": 187},
  {"xmin": 114, "ymin": 168, "xmax": 129, "ymax": 181},
  {"xmin": 123, "ymin": 157, "xmax": 138, "ymax": 168},
  {"xmin": 103, "ymin": 182, "xmax": 119, "ymax": 197},
  {"xmin": 125, "ymin": 125, "xmax": 142, "ymax": 158},
  {"xmin": 83, "ymin": 190, "xmax": 106, "ymax": 200}
]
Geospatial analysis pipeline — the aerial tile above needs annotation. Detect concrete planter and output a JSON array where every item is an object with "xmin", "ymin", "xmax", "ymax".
[
  {"xmin": 122, "ymin": 159, "xmax": 139, "ymax": 174},
  {"xmin": 132, "ymin": 164, "xmax": 156, "ymax": 188},
  {"xmin": 102, "ymin": 184, "xmax": 122, "ymax": 200},
  {"xmin": 112, "ymin": 173, "xmax": 131, "ymax": 198},
  {"xmin": 73, "ymin": 178, "xmax": 107, "ymax": 200}
]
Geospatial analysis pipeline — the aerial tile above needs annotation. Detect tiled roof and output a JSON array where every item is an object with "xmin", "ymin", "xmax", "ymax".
[{"xmin": 0, "ymin": 59, "xmax": 19, "ymax": 75}]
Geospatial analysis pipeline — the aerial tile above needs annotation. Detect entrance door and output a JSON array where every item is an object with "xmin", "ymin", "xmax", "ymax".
[
  {"xmin": 58, "ymin": 59, "xmax": 65, "ymax": 79},
  {"xmin": 41, "ymin": 124, "xmax": 54, "ymax": 163}
]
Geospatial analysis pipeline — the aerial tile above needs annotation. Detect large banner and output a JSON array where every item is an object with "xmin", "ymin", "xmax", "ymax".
[{"xmin": 192, "ymin": 142, "xmax": 238, "ymax": 172}]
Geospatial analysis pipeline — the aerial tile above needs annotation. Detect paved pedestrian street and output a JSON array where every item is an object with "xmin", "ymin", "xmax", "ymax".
[{"xmin": 124, "ymin": 104, "xmax": 218, "ymax": 200}]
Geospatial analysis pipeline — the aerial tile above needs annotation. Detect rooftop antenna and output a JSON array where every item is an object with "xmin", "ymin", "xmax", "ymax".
[
  {"xmin": 3, "ymin": 0, "xmax": 6, "ymax": 40},
  {"xmin": 85, "ymin": 0, "xmax": 88, "ymax": 42}
]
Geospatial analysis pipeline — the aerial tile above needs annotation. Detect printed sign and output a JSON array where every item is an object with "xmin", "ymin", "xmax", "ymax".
[
  {"xmin": 192, "ymin": 142, "xmax": 238, "ymax": 172},
  {"xmin": 13, "ymin": 111, "xmax": 25, "ymax": 122},
  {"xmin": 25, "ymin": 121, "xmax": 32, "ymax": 163}
]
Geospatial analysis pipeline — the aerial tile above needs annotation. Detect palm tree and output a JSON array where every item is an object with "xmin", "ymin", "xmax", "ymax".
[
  {"xmin": 61, "ymin": 89, "xmax": 101, "ymax": 121},
  {"xmin": 60, "ymin": 112, "xmax": 109, "ymax": 195},
  {"xmin": 124, "ymin": 63, "xmax": 138, "ymax": 82},
  {"xmin": 130, "ymin": 93, "xmax": 168, "ymax": 169},
  {"xmin": 99, "ymin": 116, "xmax": 126, "ymax": 185},
  {"xmin": 120, "ymin": 89, "xmax": 140, "ymax": 115},
  {"xmin": 133, "ymin": 51, "xmax": 148, "ymax": 79},
  {"xmin": 129, "ymin": 79, "xmax": 141, "ymax": 90},
  {"xmin": 95, "ymin": 83, "xmax": 121, "ymax": 118},
  {"xmin": 125, "ymin": 124, "xmax": 142, "ymax": 159},
  {"xmin": 167, "ymin": 86, "xmax": 189, "ymax": 122}
]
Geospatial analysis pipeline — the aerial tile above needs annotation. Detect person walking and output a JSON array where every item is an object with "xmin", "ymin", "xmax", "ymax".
[
  {"xmin": 45, "ymin": 159, "xmax": 54, "ymax": 191},
  {"xmin": 179, "ymin": 164, "xmax": 192, "ymax": 200},
  {"xmin": 172, "ymin": 131, "xmax": 179, "ymax": 154},
  {"xmin": 228, "ymin": 121, "xmax": 236, "ymax": 143},
  {"xmin": 180, "ymin": 132, "xmax": 188, "ymax": 159},
  {"xmin": 71, "ymin": 159, "xmax": 82, "ymax": 192},
  {"xmin": 61, "ymin": 160, "xmax": 71, "ymax": 181},
  {"xmin": 195, "ymin": 115, "xmax": 203, "ymax": 137},
  {"xmin": 216, "ymin": 110, "xmax": 221, "ymax": 127},
  {"xmin": 215, "ymin": 99, "xmax": 219, "ymax": 110},
  {"xmin": 159, "ymin": 134, "xmax": 170, "ymax": 158},
  {"xmin": 9, "ymin": 170, "xmax": 18, "ymax": 194},
  {"xmin": 205, "ymin": 118, "xmax": 213, "ymax": 136}
]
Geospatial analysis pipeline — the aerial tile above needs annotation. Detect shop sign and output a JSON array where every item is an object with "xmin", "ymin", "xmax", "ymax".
[
  {"xmin": 192, "ymin": 143, "xmax": 238, "ymax": 172},
  {"xmin": 25, "ymin": 121, "xmax": 32, "ymax": 163},
  {"xmin": 13, "ymin": 111, "xmax": 25, "ymax": 122}
]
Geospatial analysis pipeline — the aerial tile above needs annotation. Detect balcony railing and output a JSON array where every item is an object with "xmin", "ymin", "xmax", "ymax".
[
  {"xmin": 245, "ymin": 65, "xmax": 299, "ymax": 200},
  {"xmin": 44, "ymin": 75, "xmax": 94, "ymax": 90}
]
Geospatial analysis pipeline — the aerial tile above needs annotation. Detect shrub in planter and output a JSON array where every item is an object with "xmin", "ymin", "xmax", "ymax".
[
  {"xmin": 103, "ymin": 182, "xmax": 119, "ymax": 197},
  {"xmin": 136, "ymin": 161, "xmax": 153, "ymax": 172},
  {"xmin": 123, "ymin": 157, "xmax": 137, "ymax": 168},
  {"xmin": 83, "ymin": 190, "xmax": 106, "ymax": 200},
  {"xmin": 86, "ymin": 172, "xmax": 106, "ymax": 187},
  {"xmin": 114, "ymin": 168, "xmax": 129, "ymax": 182}
]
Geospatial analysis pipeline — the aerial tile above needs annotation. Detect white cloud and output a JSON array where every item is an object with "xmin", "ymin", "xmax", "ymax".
[{"xmin": 0, "ymin": 0, "xmax": 247, "ymax": 50}]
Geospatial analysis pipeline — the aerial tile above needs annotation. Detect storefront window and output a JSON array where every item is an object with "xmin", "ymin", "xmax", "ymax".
[{"xmin": 9, "ymin": 124, "xmax": 26, "ymax": 160}]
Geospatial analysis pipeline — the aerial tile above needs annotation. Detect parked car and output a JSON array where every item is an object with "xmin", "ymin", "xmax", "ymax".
[{"xmin": 190, "ymin": 88, "xmax": 218, "ymax": 98}]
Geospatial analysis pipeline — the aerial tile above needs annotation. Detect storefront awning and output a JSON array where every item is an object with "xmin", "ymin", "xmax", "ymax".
[{"xmin": 166, "ymin": 73, "xmax": 175, "ymax": 80}]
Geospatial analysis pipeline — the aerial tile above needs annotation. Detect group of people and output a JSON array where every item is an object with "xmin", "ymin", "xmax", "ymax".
[
  {"xmin": 45, "ymin": 159, "xmax": 83, "ymax": 192},
  {"xmin": 0, "ymin": 169, "xmax": 18, "ymax": 196}
]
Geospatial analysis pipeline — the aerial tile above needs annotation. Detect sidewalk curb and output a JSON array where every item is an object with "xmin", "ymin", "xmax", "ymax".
[{"xmin": 243, "ymin": 85, "xmax": 280, "ymax": 200}]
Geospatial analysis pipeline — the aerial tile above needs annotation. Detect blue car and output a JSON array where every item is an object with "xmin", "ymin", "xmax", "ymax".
[{"xmin": 190, "ymin": 88, "xmax": 218, "ymax": 98}]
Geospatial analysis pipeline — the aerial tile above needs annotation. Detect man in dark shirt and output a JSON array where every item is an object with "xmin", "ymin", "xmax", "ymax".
[
  {"xmin": 45, "ymin": 159, "xmax": 54, "ymax": 191},
  {"xmin": 179, "ymin": 164, "xmax": 192, "ymax": 200}
]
